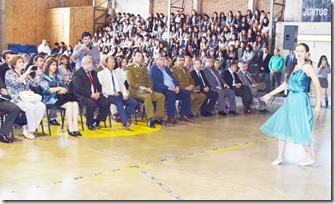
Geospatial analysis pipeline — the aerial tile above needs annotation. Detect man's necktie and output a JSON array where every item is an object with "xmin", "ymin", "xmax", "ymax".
[
  {"xmin": 111, "ymin": 71, "xmax": 116, "ymax": 92},
  {"xmin": 87, "ymin": 71, "xmax": 97, "ymax": 93},
  {"xmin": 245, "ymin": 72, "xmax": 252, "ymax": 84},
  {"xmin": 210, "ymin": 69, "xmax": 221, "ymax": 86},
  {"xmin": 198, "ymin": 71, "xmax": 205, "ymax": 86}
]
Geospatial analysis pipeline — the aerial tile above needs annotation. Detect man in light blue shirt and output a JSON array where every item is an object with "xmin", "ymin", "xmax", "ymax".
[{"xmin": 149, "ymin": 55, "xmax": 193, "ymax": 124}]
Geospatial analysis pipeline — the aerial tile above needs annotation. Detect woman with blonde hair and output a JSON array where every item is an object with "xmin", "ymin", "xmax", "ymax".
[
  {"xmin": 5, "ymin": 55, "xmax": 46, "ymax": 140},
  {"xmin": 40, "ymin": 58, "xmax": 81, "ymax": 136}
]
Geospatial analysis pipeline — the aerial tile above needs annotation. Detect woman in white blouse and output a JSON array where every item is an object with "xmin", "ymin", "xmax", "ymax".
[{"xmin": 5, "ymin": 55, "xmax": 46, "ymax": 140}]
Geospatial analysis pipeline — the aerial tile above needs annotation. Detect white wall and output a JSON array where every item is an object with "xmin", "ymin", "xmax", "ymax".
[
  {"xmin": 115, "ymin": 0, "xmax": 150, "ymax": 19},
  {"xmin": 276, "ymin": 22, "xmax": 331, "ymax": 97}
]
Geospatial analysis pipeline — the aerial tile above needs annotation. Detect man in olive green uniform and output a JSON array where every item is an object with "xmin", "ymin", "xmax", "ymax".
[
  {"xmin": 171, "ymin": 56, "xmax": 206, "ymax": 118},
  {"xmin": 127, "ymin": 50, "xmax": 166, "ymax": 128}
]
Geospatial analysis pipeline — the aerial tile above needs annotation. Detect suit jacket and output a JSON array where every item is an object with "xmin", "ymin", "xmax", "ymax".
[
  {"xmin": 72, "ymin": 67, "xmax": 102, "ymax": 103},
  {"xmin": 170, "ymin": 65, "xmax": 195, "ymax": 89},
  {"xmin": 285, "ymin": 54, "xmax": 295, "ymax": 72},
  {"xmin": 149, "ymin": 63, "xmax": 179, "ymax": 93},
  {"xmin": 258, "ymin": 52, "xmax": 272, "ymax": 73},
  {"xmin": 203, "ymin": 67, "xmax": 228, "ymax": 92},
  {"xmin": 98, "ymin": 68, "xmax": 128, "ymax": 98},
  {"xmin": 223, "ymin": 69, "xmax": 242, "ymax": 87},
  {"xmin": 237, "ymin": 70, "xmax": 256, "ymax": 86},
  {"xmin": 190, "ymin": 69, "xmax": 210, "ymax": 92},
  {"xmin": 0, "ymin": 63, "xmax": 10, "ymax": 84},
  {"xmin": 127, "ymin": 63, "xmax": 153, "ymax": 96}
]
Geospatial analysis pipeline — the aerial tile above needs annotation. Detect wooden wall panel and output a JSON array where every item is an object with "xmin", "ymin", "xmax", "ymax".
[
  {"xmin": 47, "ymin": 8, "xmax": 71, "ymax": 47},
  {"xmin": 69, "ymin": 6, "xmax": 94, "ymax": 47},
  {"xmin": 5, "ymin": 0, "xmax": 58, "ymax": 48},
  {"xmin": 63, "ymin": 0, "xmax": 91, "ymax": 7}
]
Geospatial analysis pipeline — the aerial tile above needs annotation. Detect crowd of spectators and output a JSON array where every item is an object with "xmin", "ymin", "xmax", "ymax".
[
  {"xmin": 0, "ymin": 8, "xmax": 276, "ymax": 143},
  {"xmin": 92, "ymin": 9, "xmax": 270, "ymax": 69}
]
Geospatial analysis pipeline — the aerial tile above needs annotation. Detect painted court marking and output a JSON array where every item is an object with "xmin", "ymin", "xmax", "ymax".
[{"xmin": 4, "ymin": 136, "xmax": 275, "ymax": 199}]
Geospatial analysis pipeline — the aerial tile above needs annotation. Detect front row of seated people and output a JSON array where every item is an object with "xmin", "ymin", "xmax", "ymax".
[{"xmin": 0, "ymin": 52, "xmax": 265, "ymax": 142}]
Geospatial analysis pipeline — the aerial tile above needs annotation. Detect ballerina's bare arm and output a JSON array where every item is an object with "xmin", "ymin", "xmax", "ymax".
[{"xmin": 260, "ymin": 81, "xmax": 288, "ymax": 103}]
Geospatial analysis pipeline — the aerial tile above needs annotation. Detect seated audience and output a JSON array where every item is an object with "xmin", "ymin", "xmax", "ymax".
[
  {"xmin": 127, "ymin": 50, "xmax": 166, "ymax": 128},
  {"xmin": 72, "ymin": 55, "xmax": 111, "ymax": 130},
  {"xmin": 98, "ymin": 56, "xmax": 137, "ymax": 129},
  {"xmin": 0, "ymin": 77, "xmax": 21, "ymax": 143},
  {"xmin": 223, "ymin": 63, "xmax": 254, "ymax": 114},
  {"xmin": 149, "ymin": 55, "xmax": 193, "ymax": 124},
  {"xmin": 5, "ymin": 55, "xmax": 46, "ymax": 140},
  {"xmin": 237, "ymin": 61, "xmax": 269, "ymax": 113},
  {"xmin": 190, "ymin": 59, "xmax": 218, "ymax": 116},
  {"xmin": 203, "ymin": 57, "xmax": 239, "ymax": 116},
  {"xmin": 40, "ymin": 57, "xmax": 81, "ymax": 137}
]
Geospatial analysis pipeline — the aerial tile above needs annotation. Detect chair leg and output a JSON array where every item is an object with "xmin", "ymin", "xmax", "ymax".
[
  {"xmin": 40, "ymin": 120, "xmax": 45, "ymax": 136},
  {"xmin": 11, "ymin": 125, "xmax": 14, "ymax": 141},
  {"xmin": 60, "ymin": 109, "xmax": 65, "ymax": 130},
  {"xmin": 46, "ymin": 108, "xmax": 51, "ymax": 135},
  {"xmin": 109, "ymin": 113, "xmax": 112, "ymax": 127},
  {"xmin": 141, "ymin": 105, "xmax": 146, "ymax": 121},
  {"xmin": 79, "ymin": 107, "xmax": 84, "ymax": 131}
]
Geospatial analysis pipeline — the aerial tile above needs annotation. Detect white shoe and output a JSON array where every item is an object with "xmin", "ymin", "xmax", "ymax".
[
  {"xmin": 272, "ymin": 158, "xmax": 284, "ymax": 166},
  {"xmin": 26, "ymin": 132, "xmax": 35, "ymax": 140},
  {"xmin": 298, "ymin": 159, "xmax": 315, "ymax": 166},
  {"xmin": 22, "ymin": 125, "xmax": 28, "ymax": 138}
]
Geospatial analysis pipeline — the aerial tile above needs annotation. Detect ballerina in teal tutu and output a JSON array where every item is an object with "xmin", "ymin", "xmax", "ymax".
[{"xmin": 260, "ymin": 43, "xmax": 321, "ymax": 166}]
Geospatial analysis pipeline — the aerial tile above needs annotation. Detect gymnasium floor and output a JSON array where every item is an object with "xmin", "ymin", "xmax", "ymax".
[{"xmin": 0, "ymin": 97, "xmax": 331, "ymax": 200}]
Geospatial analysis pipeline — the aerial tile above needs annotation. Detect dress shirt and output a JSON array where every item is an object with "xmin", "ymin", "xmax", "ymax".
[
  {"xmin": 196, "ymin": 70, "xmax": 206, "ymax": 87},
  {"xmin": 159, "ymin": 67, "xmax": 176, "ymax": 89},
  {"xmin": 228, "ymin": 69, "xmax": 236, "ymax": 86},
  {"xmin": 86, "ymin": 71, "xmax": 96, "ymax": 93},
  {"xmin": 209, "ymin": 68, "xmax": 221, "ymax": 86},
  {"xmin": 242, "ymin": 71, "xmax": 252, "ymax": 84}
]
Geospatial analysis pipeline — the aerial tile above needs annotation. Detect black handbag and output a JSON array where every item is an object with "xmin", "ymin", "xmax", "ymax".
[{"xmin": 57, "ymin": 92, "xmax": 77, "ymax": 103}]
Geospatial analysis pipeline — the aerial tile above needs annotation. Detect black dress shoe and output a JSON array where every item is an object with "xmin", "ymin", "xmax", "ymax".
[
  {"xmin": 49, "ymin": 119, "xmax": 60, "ymax": 126},
  {"xmin": 93, "ymin": 120, "xmax": 101, "ymax": 129},
  {"xmin": 87, "ymin": 124, "xmax": 96, "ymax": 130},
  {"xmin": 229, "ymin": 110, "xmax": 240, "ymax": 116},
  {"xmin": 188, "ymin": 113, "xmax": 196, "ymax": 119},
  {"xmin": 0, "ymin": 134, "xmax": 12, "ymax": 143},
  {"xmin": 153, "ymin": 118, "xmax": 166, "ymax": 125},
  {"xmin": 67, "ymin": 129, "xmax": 78, "ymax": 137},
  {"xmin": 259, "ymin": 109, "xmax": 271, "ymax": 113},
  {"xmin": 147, "ymin": 119, "xmax": 155, "ymax": 128},
  {"xmin": 179, "ymin": 115, "xmax": 194, "ymax": 122},
  {"xmin": 74, "ymin": 131, "xmax": 82, "ymax": 136},
  {"xmin": 200, "ymin": 112, "xmax": 209, "ymax": 117},
  {"xmin": 218, "ymin": 111, "xmax": 227, "ymax": 116},
  {"xmin": 207, "ymin": 112, "xmax": 214, "ymax": 116},
  {"xmin": 244, "ymin": 109, "xmax": 253, "ymax": 114}
]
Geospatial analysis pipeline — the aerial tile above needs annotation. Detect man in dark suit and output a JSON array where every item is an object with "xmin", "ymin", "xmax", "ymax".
[
  {"xmin": 190, "ymin": 59, "xmax": 218, "ymax": 116},
  {"xmin": 72, "ymin": 55, "xmax": 111, "ymax": 130},
  {"xmin": 258, "ymin": 47, "xmax": 272, "ymax": 93},
  {"xmin": 203, "ymin": 58, "xmax": 239, "ymax": 116},
  {"xmin": 223, "ymin": 63, "xmax": 254, "ymax": 114},
  {"xmin": 0, "ymin": 78, "xmax": 21, "ymax": 143},
  {"xmin": 149, "ymin": 55, "xmax": 193, "ymax": 124},
  {"xmin": 0, "ymin": 50, "xmax": 14, "ymax": 83},
  {"xmin": 237, "ymin": 62, "xmax": 269, "ymax": 113}
]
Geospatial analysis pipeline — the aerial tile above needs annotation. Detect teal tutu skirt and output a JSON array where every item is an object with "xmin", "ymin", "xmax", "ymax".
[{"xmin": 260, "ymin": 92, "xmax": 313, "ymax": 146}]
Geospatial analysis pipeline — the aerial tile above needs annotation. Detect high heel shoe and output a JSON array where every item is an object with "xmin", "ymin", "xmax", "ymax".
[
  {"xmin": 67, "ymin": 129, "xmax": 78, "ymax": 137},
  {"xmin": 74, "ymin": 131, "xmax": 82, "ymax": 136}
]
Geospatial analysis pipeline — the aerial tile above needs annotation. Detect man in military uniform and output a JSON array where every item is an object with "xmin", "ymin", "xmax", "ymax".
[
  {"xmin": 127, "ymin": 50, "xmax": 166, "ymax": 128},
  {"xmin": 171, "ymin": 55, "xmax": 206, "ymax": 118}
]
